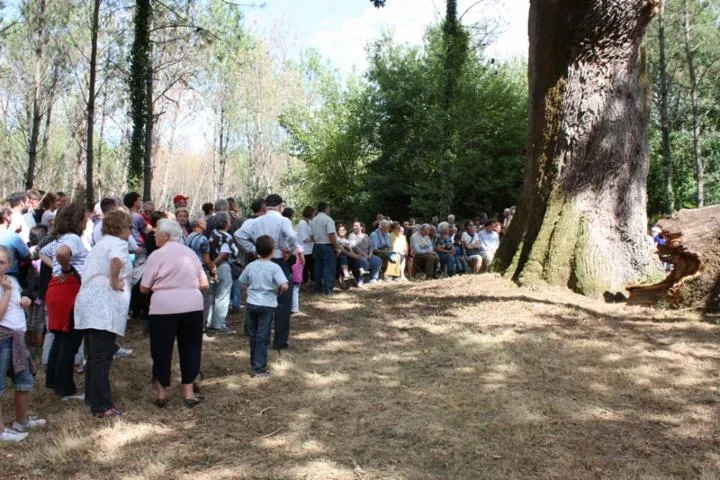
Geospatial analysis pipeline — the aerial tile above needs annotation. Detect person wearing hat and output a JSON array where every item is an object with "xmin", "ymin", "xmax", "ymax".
[
  {"xmin": 235, "ymin": 194, "xmax": 302, "ymax": 350},
  {"xmin": 173, "ymin": 195, "xmax": 189, "ymax": 209}
]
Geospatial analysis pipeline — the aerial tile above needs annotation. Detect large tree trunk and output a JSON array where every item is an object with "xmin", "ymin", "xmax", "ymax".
[
  {"xmin": 628, "ymin": 206, "xmax": 720, "ymax": 310},
  {"xmin": 86, "ymin": 0, "xmax": 101, "ymax": 209},
  {"xmin": 26, "ymin": 0, "xmax": 46, "ymax": 190},
  {"xmin": 143, "ymin": 44, "xmax": 154, "ymax": 202},
  {"xmin": 682, "ymin": 0, "xmax": 703, "ymax": 208},
  {"xmin": 128, "ymin": 0, "xmax": 151, "ymax": 192},
  {"xmin": 658, "ymin": 1, "xmax": 674, "ymax": 214},
  {"xmin": 494, "ymin": 0, "xmax": 661, "ymax": 297}
]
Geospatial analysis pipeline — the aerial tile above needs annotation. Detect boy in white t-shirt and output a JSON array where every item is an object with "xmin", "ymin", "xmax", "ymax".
[
  {"xmin": 0, "ymin": 246, "xmax": 46, "ymax": 442},
  {"xmin": 239, "ymin": 235, "xmax": 289, "ymax": 377}
]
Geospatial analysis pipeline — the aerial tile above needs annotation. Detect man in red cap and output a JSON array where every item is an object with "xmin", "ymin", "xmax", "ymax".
[{"xmin": 173, "ymin": 195, "xmax": 189, "ymax": 209}]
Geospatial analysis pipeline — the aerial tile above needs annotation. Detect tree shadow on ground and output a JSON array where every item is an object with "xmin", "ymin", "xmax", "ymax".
[{"xmin": 8, "ymin": 276, "xmax": 720, "ymax": 479}]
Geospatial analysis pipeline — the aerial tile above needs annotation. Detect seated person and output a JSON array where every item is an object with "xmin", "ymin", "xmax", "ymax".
[
  {"xmin": 336, "ymin": 224, "xmax": 360, "ymax": 282},
  {"xmin": 478, "ymin": 220, "xmax": 501, "ymax": 273},
  {"xmin": 348, "ymin": 222, "xmax": 382, "ymax": 286},
  {"xmin": 410, "ymin": 224, "xmax": 438, "ymax": 279},
  {"xmin": 369, "ymin": 219, "xmax": 392, "ymax": 277},
  {"xmin": 434, "ymin": 222, "xmax": 457, "ymax": 277},
  {"xmin": 462, "ymin": 221, "xmax": 482, "ymax": 273}
]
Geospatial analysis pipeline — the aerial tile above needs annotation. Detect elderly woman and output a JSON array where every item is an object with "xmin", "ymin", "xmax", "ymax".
[
  {"xmin": 207, "ymin": 211, "xmax": 237, "ymax": 334},
  {"xmin": 410, "ymin": 224, "xmax": 438, "ymax": 279},
  {"xmin": 434, "ymin": 222, "xmax": 459, "ymax": 277},
  {"xmin": 140, "ymin": 219, "xmax": 208, "ymax": 408},
  {"xmin": 40, "ymin": 204, "xmax": 89, "ymax": 400},
  {"xmin": 74, "ymin": 211, "xmax": 132, "ymax": 417}
]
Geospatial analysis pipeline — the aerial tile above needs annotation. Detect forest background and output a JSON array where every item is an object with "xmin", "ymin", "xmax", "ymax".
[{"xmin": 0, "ymin": 0, "xmax": 717, "ymax": 224}]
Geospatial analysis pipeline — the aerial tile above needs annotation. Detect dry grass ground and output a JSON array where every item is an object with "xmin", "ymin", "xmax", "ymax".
[{"xmin": 4, "ymin": 275, "xmax": 720, "ymax": 479}]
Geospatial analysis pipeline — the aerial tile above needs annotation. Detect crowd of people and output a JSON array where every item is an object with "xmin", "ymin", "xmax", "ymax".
[{"xmin": 0, "ymin": 187, "xmax": 516, "ymax": 442}]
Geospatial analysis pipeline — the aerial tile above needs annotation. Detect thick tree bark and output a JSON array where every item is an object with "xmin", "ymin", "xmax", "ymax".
[
  {"xmin": 682, "ymin": 0, "xmax": 703, "ymax": 208},
  {"xmin": 128, "ymin": 0, "xmax": 151, "ymax": 191},
  {"xmin": 494, "ymin": 0, "xmax": 661, "ymax": 296},
  {"xmin": 26, "ymin": 0, "xmax": 46, "ymax": 190},
  {"xmin": 143, "ymin": 47, "xmax": 154, "ymax": 202},
  {"xmin": 86, "ymin": 0, "xmax": 101, "ymax": 209},
  {"xmin": 628, "ymin": 206, "xmax": 720, "ymax": 310},
  {"xmin": 658, "ymin": 1, "xmax": 674, "ymax": 214}
]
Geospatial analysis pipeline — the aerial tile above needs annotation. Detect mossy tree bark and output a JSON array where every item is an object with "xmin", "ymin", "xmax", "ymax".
[{"xmin": 494, "ymin": 0, "xmax": 661, "ymax": 296}]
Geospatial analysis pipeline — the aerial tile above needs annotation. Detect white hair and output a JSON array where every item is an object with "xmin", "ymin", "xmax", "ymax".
[
  {"xmin": 447, "ymin": 214, "xmax": 455, "ymax": 222},
  {"xmin": 379, "ymin": 219, "xmax": 392, "ymax": 229},
  {"xmin": 157, "ymin": 219, "xmax": 183, "ymax": 242},
  {"xmin": 437, "ymin": 221, "xmax": 450, "ymax": 234}
]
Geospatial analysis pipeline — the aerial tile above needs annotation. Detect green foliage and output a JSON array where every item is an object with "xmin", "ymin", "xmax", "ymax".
[
  {"xmin": 283, "ymin": 26, "xmax": 528, "ymax": 223},
  {"xmin": 647, "ymin": 0, "xmax": 720, "ymax": 216},
  {"xmin": 128, "ymin": 0, "xmax": 152, "ymax": 191}
]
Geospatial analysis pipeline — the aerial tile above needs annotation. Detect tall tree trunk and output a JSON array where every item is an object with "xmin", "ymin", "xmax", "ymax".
[
  {"xmin": 143, "ymin": 44, "xmax": 154, "ymax": 201},
  {"xmin": 217, "ymin": 105, "xmax": 227, "ymax": 198},
  {"xmin": 658, "ymin": 1, "xmax": 674, "ymax": 214},
  {"xmin": 494, "ymin": 0, "xmax": 660, "ymax": 296},
  {"xmin": 682, "ymin": 0, "xmax": 703, "ymax": 208},
  {"xmin": 128, "ymin": 0, "xmax": 151, "ymax": 192},
  {"xmin": 38, "ymin": 58, "xmax": 60, "ymax": 183},
  {"xmin": 26, "ymin": 0, "xmax": 46, "ymax": 190},
  {"xmin": 86, "ymin": 0, "xmax": 101, "ymax": 209}
]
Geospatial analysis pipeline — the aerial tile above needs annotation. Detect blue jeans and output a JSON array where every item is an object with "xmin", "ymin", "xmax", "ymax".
[
  {"xmin": 438, "ymin": 252, "xmax": 457, "ymax": 276},
  {"xmin": 313, "ymin": 244, "xmax": 336, "ymax": 295},
  {"xmin": 351, "ymin": 255, "xmax": 382, "ymax": 282},
  {"xmin": 0, "ymin": 337, "xmax": 34, "ymax": 396},
  {"xmin": 230, "ymin": 278, "xmax": 242, "ymax": 311},
  {"xmin": 454, "ymin": 246, "xmax": 468, "ymax": 273},
  {"xmin": 207, "ymin": 262, "xmax": 232, "ymax": 330},
  {"xmin": 246, "ymin": 304, "xmax": 274, "ymax": 373}
]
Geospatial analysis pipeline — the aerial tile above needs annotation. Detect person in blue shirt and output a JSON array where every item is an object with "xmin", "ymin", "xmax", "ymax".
[
  {"xmin": 239, "ymin": 235, "xmax": 289, "ymax": 377},
  {"xmin": 0, "ymin": 219, "xmax": 31, "ymax": 278}
]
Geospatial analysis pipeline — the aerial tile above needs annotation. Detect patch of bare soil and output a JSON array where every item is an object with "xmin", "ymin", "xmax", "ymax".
[{"xmin": 4, "ymin": 275, "xmax": 720, "ymax": 479}]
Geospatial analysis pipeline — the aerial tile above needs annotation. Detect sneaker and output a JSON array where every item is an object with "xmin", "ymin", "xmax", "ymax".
[
  {"xmin": 359, "ymin": 268, "xmax": 369, "ymax": 276},
  {"xmin": 96, "ymin": 407, "xmax": 123, "ymax": 418},
  {"xmin": 252, "ymin": 371, "xmax": 270, "ymax": 378},
  {"xmin": 0, "ymin": 427, "xmax": 28, "ymax": 443},
  {"xmin": 61, "ymin": 393, "xmax": 85, "ymax": 402},
  {"xmin": 11, "ymin": 416, "xmax": 46, "ymax": 432},
  {"xmin": 369, "ymin": 279, "xmax": 379, "ymax": 284},
  {"xmin": 114, "ymin": 347, "xmax": 134, "ymax": 358}
]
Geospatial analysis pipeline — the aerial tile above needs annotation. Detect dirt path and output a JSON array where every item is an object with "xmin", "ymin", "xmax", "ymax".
[{"xmin": 7, "ymin": 275, "xmax": 720, "ymax": 479}]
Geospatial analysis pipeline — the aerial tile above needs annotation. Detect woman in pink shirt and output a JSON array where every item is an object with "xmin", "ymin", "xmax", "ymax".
[{"xmin": 140, "ymin": 219, "xmax": 209, "ymax": 408}]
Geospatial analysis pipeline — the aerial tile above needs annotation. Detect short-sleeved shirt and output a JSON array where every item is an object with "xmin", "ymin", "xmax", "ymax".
[
  {"xmin": 309, "ymin": 212, "xmax": 336, "ymax": 245},
  {"xmin": 370, "ymin": 229, "xmax": 391, "ymax": 251},
  {"xmin": 462, "ymin": 231, "xmax": 481, "ymax": 251},
  {"xmin": 0, "ymin": 276, "xmax": 26, "ymax": 332},
  {"xmin": 186, "ymin": 232, "xmax": 210, "ymax": 263},
  {"xmin": 92, "ymin": 220, "xmax": 138, "ymax": 251},
  {"xmin": 239, "ymin": 259, "xmax": 288, "ymax": 308},
  {"xmin": 40, "ymin": 233, "xmax": 89, "ymax": 276},
  {"xmin": 9, "ymin": 211, "xmax": 29, "ymax": 244},
  {"xmin": 130, "ymin": 212, "xmax": 146, "ymax": 247},
  {"xmin": 140, "ymin": 241, "xmax": 206, "ymax": 315},
  {"xmin": 478, "ymin": 229, "xmax": 500, "ymax": 254},
  {"xmin": 434, "ymin": 234, "xmax": 454, "ymax": 252},
  {"xmin": 348, "ymin": 233, "xmax": 372, "ymax": 256},
  {"xmin": 411, "ymin": 234, "xmax": 434, "ymax": 255},
  {"xmin": 297, "ymin": 219, "xmax": 314, "ymax": 255},
  {"xmin": 0, "ymin": 231, "xmax": 30, "ymax": 274}
]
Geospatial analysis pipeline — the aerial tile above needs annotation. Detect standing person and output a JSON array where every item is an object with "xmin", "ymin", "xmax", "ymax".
[
  {"xmin": 73, "ymin": 211, "xmax": 132, "ymax": 417},
  {"xmin": 309, "ymin": 202, "xmax": 337, "ymax": 296},
  {"xmin": 296, "ymin": 206, "xmax": 315, "ymax": 287},
  {"xmin": 8, "ymin": 192, "xmax": 29, "ymax": 244},
  {"xmin": 56, "ymin": 192, "xmax": 69, "ymax": 210},
  {"xmin": 24, "ymin": 190, "xmax": 41, "ymax": 230},
  {"xmin": 206, "ymin": 212, "xmax": 238, "ymax": 334},
  {"xmin": 388, "ymin": 222, "xmax": 409, "ymax": 281},
  {"xmin": 40, "ymin": 204, "xmax": 89, "ymax": 400},
  {"xmin": 186, "ymin": 219, "xmax": 217, "ymax": 328},
  {"xmin": 175, "ymin": 208, "xmax": 191, "ymax": 239},
  {"xmin": 0, "ymin": 246, "xmax": 46, "ymax": 442},
  {"xmin": 140, "ymin": 220, "xmax": 208, "ymax": 408},
  {"xmin": 236, "ymin": 194, "xmax": 302, "ymax": 350},
  {"xmin": 39, "ymin": 192, "xmax": 59, "ymax": 232},
  {"xmin": 0, "ymin": 217, "xmax": 31, "ymax": 283},
  {"xmin": 239, "ymin": 235, "xmax": 289, "ymax": 377},
  {"xmin": 206, "ymin": 199, "xmax": 229, "ymax": 236},
  {"xmin": 173, "ymin": 194, "xmax": 189, "ymax": 209},
  {"xmin": 124, "ymin": 192, "xmax": 150, "ymax": 321}
]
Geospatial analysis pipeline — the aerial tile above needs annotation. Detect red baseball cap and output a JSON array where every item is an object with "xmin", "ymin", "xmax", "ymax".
[{"xmin": 173, "ymin": 194, "xmax": 189, "ymax": 204}]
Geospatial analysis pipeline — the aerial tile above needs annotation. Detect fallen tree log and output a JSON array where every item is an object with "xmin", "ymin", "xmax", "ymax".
[{"xmin": 628, "ymin": 206, "xmax": 720, "ymax": 310}]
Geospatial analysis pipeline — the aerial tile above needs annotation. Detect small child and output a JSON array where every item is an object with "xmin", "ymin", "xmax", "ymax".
[
  {"xmin": 0, "ymin": 245, "xmax": 46, "ymax": 442},
  {"xmin": 238, "ymin": 235, "xmax": 289, "ymax": 377}
]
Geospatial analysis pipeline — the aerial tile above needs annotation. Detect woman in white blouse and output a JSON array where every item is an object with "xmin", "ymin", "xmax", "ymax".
[
  {"xmin": 73, "ymin": 211, "xmax": 133, "ymax": 417},
  {"xmin": 296, "ymin": 206, "xmax": 315, "ymax": 286}
]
